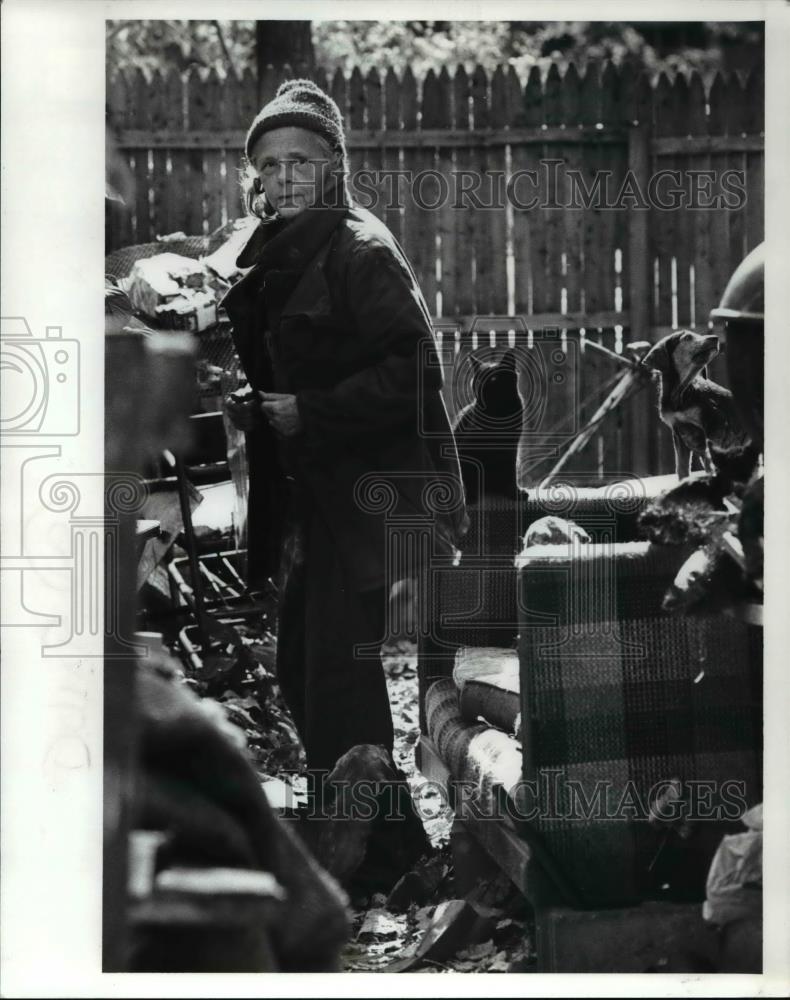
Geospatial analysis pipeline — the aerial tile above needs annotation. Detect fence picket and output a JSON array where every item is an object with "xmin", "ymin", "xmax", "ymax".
[
  {"xmin": 525, "ymin": 67, "xmax": 547, "ymax": 316},
  {"xmin": 148, "ymin": 70, "xmax": 173, "ymax": 238},
  {"xmin": 543, "ymin": 63, "xmax": 564, "ymax": 324},
  {"xmin": 453, "ymin": 66, "xmax": 475, "ymax": 316},
  {"xmin": 725, "ymin": 71, "xmax": 748, "ymax": 277},
  {"xmin": 580, "ymin": 63, "xmax": 602, "ymax": 319},
  {"xmin": 743, "ymin": 67, "xmax": 764, "ymax": 255},
  {"xmin": 183, "ymin": 68, "xmax": 208, "ymax": 235},
  {"xmin": 487, "ymin": 66, "xmax": 509, "ymax": 315},
  {"xmin": 347, "ymin": 67, "xmax": 366, "ymax": 205},
  {"xmin": 202, "ymin": 69, "xmax": 225, "ymax": 232},
  {"xmin": 708, "ymin": 72, "xmax": 732, "ymax": 313},
  {"xmin": 106, "ymin": 71, "xmax": 134, "ymax": 247},
  {"xmin": 362, "ymin": 68, "xmax": 385, "ymax": 222},
  {"xmin": 435, "ymin": 67, "xmax": 456, "ymax": 316},
  {"xmin": 688, "ymin": 72, "xmax": 713, "ymax": 334},
  {"xmin": 651, "ymin": 72, "xmax": 675, "ymax": 336},
  {"xmin": 511, "ymin": 67, "xmax": 541, "ymax": 314},
  {"xmin": 331, "ymin": 68, "xmax": 348, "ymax": 130},
  {"xmin": 383, "ymin": 68, "xmax": 403, "ymax": 244},
  {"xmin": 561, "ymin": 64, "xmax": 583, "ymax": 318},
  {"xmin": 222, "ymin": 71, "xmax": 245, "ymax": 221},
  {"xmin": 415, "ymin": 69, "xmax": 441, "ymax": 313},
  {"xmin": 131, "ymin": 69, "xmax": 152, "ymax": 242}
]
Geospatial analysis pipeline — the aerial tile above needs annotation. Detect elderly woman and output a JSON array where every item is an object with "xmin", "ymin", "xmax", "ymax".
[{"xmin": 221, "ymin": 80, "xmax": 467, "ymax": 883}]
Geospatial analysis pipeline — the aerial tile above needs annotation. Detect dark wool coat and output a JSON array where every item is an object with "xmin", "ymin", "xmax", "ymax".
[{"xmin": 220, "ymin": 201, "xmax": 469, "ymax": 591}]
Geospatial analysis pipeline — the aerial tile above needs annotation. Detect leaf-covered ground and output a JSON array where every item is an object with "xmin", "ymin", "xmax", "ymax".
[
  {"xmin": 152, "ymin": 570, "xmax": 535, "ymax": 973},
  {"xmin": 338, "ymin": 640, "xmax": 536, "ymax": 973}
]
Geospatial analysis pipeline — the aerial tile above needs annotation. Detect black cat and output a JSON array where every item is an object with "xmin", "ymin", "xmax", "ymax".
[{"xmin": 452, "ymin": 349, "xmax": 523, "ymax": 505}]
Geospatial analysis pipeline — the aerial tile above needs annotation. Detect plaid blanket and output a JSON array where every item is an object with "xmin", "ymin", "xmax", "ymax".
[
  {"xmin": 518, "ymin": 542, "xmax": 762, "ymax": 907},
  {"xmin": 420, "ymin": 492, "xmax": 664, "ymax": 690}
]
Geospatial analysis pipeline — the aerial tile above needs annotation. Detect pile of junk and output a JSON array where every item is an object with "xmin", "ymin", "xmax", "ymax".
[
  {"xmin": 105, "ymin": 219, "xmax": 371, "ymax": 973},
  {"xmin": 104, "ymin": 220, "xmax": 765, "ymax": 973}
]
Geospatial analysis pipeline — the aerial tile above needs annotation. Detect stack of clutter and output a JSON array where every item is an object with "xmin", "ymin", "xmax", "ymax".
[{"xmin": 126, "ymin": 253, "xmax": 219, "ymax": 332}]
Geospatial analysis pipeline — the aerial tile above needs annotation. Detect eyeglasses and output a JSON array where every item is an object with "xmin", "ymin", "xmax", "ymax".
[{"xmin": 254, "ymin": 156, "xmax": 313, "ymax": 179}]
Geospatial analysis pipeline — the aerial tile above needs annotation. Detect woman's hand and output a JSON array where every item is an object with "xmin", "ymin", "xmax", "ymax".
[
  {"xmin": 224, "ymin": 387, "xmax": 263, "ymax": 433},
  {"xmin": 259, "ymin": 392, "xmax": 302, "ymax": 438}
]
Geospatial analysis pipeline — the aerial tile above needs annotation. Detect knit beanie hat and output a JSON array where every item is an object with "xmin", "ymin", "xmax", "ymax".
[{"xmin": 245, "ymin": 79, "xmax": 348, "ymax": 172}]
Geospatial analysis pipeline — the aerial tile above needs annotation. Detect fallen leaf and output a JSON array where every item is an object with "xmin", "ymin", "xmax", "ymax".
[{"xmin": 357, "ymin": 908, "xmax": 404, "ymax": 942}]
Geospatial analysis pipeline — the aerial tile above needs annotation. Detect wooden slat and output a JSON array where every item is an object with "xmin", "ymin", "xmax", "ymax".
[
  {"xmin": 519, "ymin": 330, "xmax": 581, "ymax": 486},
  {"xmin": 148, "ymin": 70, "xmax": 173, "ymax": 239},
  {"xmin": 469, "ymin": 65, "xmax": 491, "ymax": 313},
  {"xmin": 543, "ymin": 63, "xmax": 563, "ymax": 319},
  {"xmin": 486, "ymin": 66, "xmax": 509, "ymax": 315},
  {"xmin": 183, "ymin": 68, "xmax": 207, "ymax": 236},
  {"xmin": 400, "ymin": 68, "xmax": 426, "ymax": 303},
  {"xmin": 651, "ymin": 72, "xmax": 674, "ymax": 335},
  {"xmin": 511, "ymin": 66, "xmax": 541, "ymax": 315},
  {"xmin": 383, "ymin": 67, "xmax": 403, "ymax": 243},
  {"xmin": 625, "ymin": 104, "xmax": 653, "ymax": 476},
  {"xmin": 202, "ymin": 68, "xmax": 225, "ymax": 232},
  {"xmin": 521, "ymin": 68, "xmax": 580, "ymax": 485},
  {"xmin": 504, "ymin": 64, "xmax": 524, "ymax": 317},
  {"xmin": 604, "ymin": 64, "xmax": 639, "ymax": 473},
  {"xmin": 106, "ymin": 71, "xmax": 134, "ymax": 248},
  {"xmin": 313, "ymin": 67, "xmax": 328, "ymax": 93},
  {"xmin": 743, "ymin": 67, "xmax": 765, "ymax": 255},
  {"xmin": 238, "ymin": 67, "xmax": 259, "ymax": 137},
  {"xmin": 596, "ymin": 63, "xmax": 618, "ymax": 316},
  {"xmin": 130, "ymin": 69, "xmax": 152, "ymax": 242},
  {"xmin": 708, "ymin": 72, "xmax": 732, "ymax": 310},
  {"xmin": 159, "ymin": 69, "xmax": 188, "ymax": 245},
  {"xmin": 415, "ymin": 69, "xmax": 441, "ymax": 312},
  {"xmin": 688, "ymin": 72, "xmax": 712, "ymax": 332},
  {"xmin": 591, "ymin": 341, "xmax": 625, "ymax": 478},
  {"xmin": 615, "ymin": 64, "xmax": 635, "ymax": 323},
  {"xmin": 653, "ymin": 71, "xmax": 680, "ymax": 473},
  {"xmin": 572, "ymin": 327, "xmax": 599, "ymax": 478},
  {"xmin": 652, "ymin": 134, "xmax": 764, "ymax": 155},
  {"xmin": 348, "ymin": 66, "xmax": 365, "ymax": 129},
  {"xmin": 453, "ymin": 66, "xmax": 475, "ymax": 316},
  {"xmin": 330, "ymin": 68, "xmax": 348, "ymax": 131},
  {"xmin": 724, "ymin": 71, "xmax": 748, "ymax": 278},
  {"xmin": 671, "ymin": 73, "xmax": 693, "ymax": 330},
  {"xmin": 560, "ymin": 64, "xmax": 583, "ymax": 319},
  {"xmin": 525, "ymin": 67, "xmax": 548, "ymax": 316},
  {"xmin": 115, "ymin": 124, "xmax": 631, "ymax": 150},
  {"xmin": 222, "ymin": 71, "xmax": 245, "ymax": 221},
  {"xmin": 259, "ymin": 63, "xmax": 279, "ymax": 104},
  {"xmin": 434, "ymin": 310, "xmax": 627, "ymax": 330},
  {"xmin": 435, "ymin": 67, "xmax": 456, "ymax": 317},
  {"xmin": 362, "ymin": 67, "xmax": 384, "ymax": 221},
  {"xmin": 346, "ymin": 67, "xmax": 366, "ymax": 204},
  {"xmin": 580, "ymin": 63, "xmax": 602, "ymax": 319}
]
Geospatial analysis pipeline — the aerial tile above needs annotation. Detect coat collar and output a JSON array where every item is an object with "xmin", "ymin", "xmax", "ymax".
[
  {"xmin": 235, "ymin": 191, "xmax": 351, "ymax": 273},
  {"xmin": 227, "ymin": 197, "xmax": 350, "ymax": 322}
]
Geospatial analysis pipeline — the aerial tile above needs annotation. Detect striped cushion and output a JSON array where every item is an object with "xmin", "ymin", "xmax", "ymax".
[
  {"xmin": 454, "ymin": 646, "xmax": 521, "ymax": 737},
  {"xmin": 424, "ymin": 679, "xmax": 522, "ymax": 815}
]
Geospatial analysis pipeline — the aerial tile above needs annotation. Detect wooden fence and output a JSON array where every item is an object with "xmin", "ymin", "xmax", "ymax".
[{"xmin": 107, "ymin": 62, "xmax": 764, "ymax": 482}]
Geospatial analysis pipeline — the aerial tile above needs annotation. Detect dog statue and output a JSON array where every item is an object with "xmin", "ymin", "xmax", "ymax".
[{"xmin": 642, "ymin": 330, "xmax": 750, "ymax": 478}]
